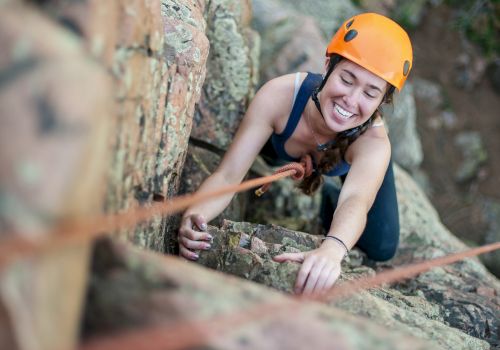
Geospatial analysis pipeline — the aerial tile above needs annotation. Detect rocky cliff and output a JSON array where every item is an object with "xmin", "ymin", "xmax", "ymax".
[{"xmin": 0, "ymin": 0, "xmax": 498, "ymax": 350}]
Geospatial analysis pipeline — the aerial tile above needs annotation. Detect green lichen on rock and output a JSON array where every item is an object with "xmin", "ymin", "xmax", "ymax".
[
  {"xmin": 164, "ymin": 24, "xmax": 194, "ymax": 58},
  {"xmin": 191, "ymin": 0, "xmax": 259, "ymax": 150},
  {"xmin": 194, "ymin": 164, "xmax": 500, "ymax": 348},
  {"xmin": 161, "ymin": 0, "xmax": 206, "ymax": 31}
]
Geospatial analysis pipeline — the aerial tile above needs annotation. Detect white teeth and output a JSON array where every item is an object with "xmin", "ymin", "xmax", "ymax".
[{"xmin": 334, "ymin": 104, "xmax": 354, "ymax": 119}]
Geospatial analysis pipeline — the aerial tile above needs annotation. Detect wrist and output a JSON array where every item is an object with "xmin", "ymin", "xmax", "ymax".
[{"xmin": 321, "ymin": 235, "xmax": 349, "ymax": 260}]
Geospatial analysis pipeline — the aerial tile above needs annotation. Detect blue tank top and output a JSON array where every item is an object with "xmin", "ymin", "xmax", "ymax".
[{"xmin": 270, "ymin": 72, "xmax": 350, "ymax": 177}]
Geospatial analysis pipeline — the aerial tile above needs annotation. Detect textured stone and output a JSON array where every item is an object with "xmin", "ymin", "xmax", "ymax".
[
  {"xmin": 252, "ymin": 0, "xmax": 326, "ymax": 83},
  {"xmin": 280, "ymin": 0, "xmax": 360, "ymax": 38},
  {"xmin": 480, "ymin": 199, "xmax": 500, "ymax": 278},
  {"xmin": 29, "ymin": 0, "xmax": 210, "ymax": 252},
  {"xmin": 453, "ymin": 52, "xmax": 488, "ymax": 90},
  {"xmin": 0, "ymin": 2, "xmax": 113, "ymax": 350},
  {"xmin": 196, "ymin": 220, "xmax": 492, "ymax": 349},
  {"xmin": 193, "ymin": 164, "xmax": 500, "ymax": 348},
  {"xmin": 384, "ymin": 82, "xmax": 423, "ymax": 172},
  {"xmin": 82, "ymin": 239, "xmax": 436, "ymax": 349},
  {"xmin": 104, "ymin": 0, "xmax": 209, "ymax": 252},
  {"xmin": 196, "ymin": 221, "xmax": 319, "ymax": 292},
  {"xmin": 247, "ymin": 175, "xmax": 323, "ymax": 234},
  {"xmin": 393, "ymin": 166, "xmax": 500, "ymax": 347},
  {"xmin": 177, "ymin": 143, "xmax": 248, "ymax": 237},
  {"xmin": 191, "ymin": 0, "xmax": 260, "ymax": 150},
  {"xmin": 453, "ymin": 131, "xmax": 488, "ymax": 183}
]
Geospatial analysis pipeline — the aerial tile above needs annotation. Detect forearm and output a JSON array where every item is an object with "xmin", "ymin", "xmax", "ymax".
[
  {"xmin": 182, "ymin": 171, "xmax": 240, "ymax": 223},
  {"xmin": 326, "ymin": 195, "xmax": 368, "ymax": 250}
]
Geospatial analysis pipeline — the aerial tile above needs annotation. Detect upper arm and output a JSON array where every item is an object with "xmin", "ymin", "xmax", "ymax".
[
  {"xmin": 215, "ymin": 76, "xmax": 292, "ymax": 183},
  {"xmin": 338, "ymin": 130, "xmax": 391, "ymax": 211}
]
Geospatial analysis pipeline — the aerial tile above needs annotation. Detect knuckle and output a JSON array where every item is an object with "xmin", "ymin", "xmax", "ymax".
[
  {"xmin": 182, "ymin": 237, "xmax": 197, "ymax": 249},
  {"xmin": 183, "ymin": 230, "xmax": 196, "ymax": 240}
]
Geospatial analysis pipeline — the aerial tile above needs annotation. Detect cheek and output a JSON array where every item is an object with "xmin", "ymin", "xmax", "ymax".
[{"xmin": 360, "ymin": 99, "xmax": 381, "ymax": 117}]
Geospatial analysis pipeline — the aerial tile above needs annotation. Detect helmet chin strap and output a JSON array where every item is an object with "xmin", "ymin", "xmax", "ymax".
[
  {"xmin": 311, "ymin": 59, "xmax": 336, "ymax": 119},
  {"xmin": 311, "ymin": 88, "xmax": 324, "ymax": 118}
]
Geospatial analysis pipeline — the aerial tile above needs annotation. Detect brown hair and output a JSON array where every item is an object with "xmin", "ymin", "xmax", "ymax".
[{"xmin": 298, "ymin": 57, "xmax": 395, "ymax": 195}]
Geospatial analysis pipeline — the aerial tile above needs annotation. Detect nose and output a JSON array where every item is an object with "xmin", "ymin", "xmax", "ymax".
[{"xmin": 342, "ymin": 87, "xmax": 360, "ymax": 108}]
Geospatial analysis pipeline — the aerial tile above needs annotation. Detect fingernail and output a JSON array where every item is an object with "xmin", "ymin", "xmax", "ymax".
[
  {"xmin": 207, "ymin": 234, "xmax": 213, "ymax": 240},
  {"xmin": 200, "ymin": 223, "xmax": 207, "ymax": 230},
  {"xmin": 191, "ymin": 253, "xmax": 199, "ymax": 260},
  {"xmin": 205, "ymin": 244, "xmax": 211, "ymax": 250}
]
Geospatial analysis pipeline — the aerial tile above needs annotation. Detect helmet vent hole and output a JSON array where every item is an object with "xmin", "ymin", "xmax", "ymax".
[
  {"xmin": 403, "ymin": 60, "xmax": 410, "ymax": 76},
  {"xmin": 346, "ymin": 19, "xmax": 354, "ymax": 28},
  {"xmin": 344, "ymin": 30, "xmax": 357, "ymax": 42}
]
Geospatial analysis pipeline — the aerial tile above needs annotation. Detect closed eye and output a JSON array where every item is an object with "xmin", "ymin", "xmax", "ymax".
[
  {"xmin": 341, "ymin": 77, "xmax": 353, "ymax": 85},
  {"xmin": 365, "ymin": 91, "xmax": 377, "ymax": 98}
]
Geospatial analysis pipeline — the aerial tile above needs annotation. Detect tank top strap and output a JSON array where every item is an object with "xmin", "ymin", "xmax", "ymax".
[
  {"xmin": 292, "ymin": 72, "xmax": 301, "ymax": 104},
  {"xmin": 274, "ymin": 72, "xmax": 323, "ymax": 140}
]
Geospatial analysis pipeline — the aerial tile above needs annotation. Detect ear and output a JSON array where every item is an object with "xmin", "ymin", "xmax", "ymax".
[{"xmin": 324, "ymin": 57, "xmax": 330, "ymax": 72}]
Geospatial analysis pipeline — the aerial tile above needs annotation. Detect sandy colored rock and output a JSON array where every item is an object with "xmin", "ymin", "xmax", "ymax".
[
  {"xmin": 193, "ymin": 164, "xmax": 499, "ymax": 348},
  {"xmin": 82, "ymin": 239, "xmax": 436, "ymax": 350},
  {"xmin": 0, "ymin": 2, "xmax": 113, "ymax": 350}
]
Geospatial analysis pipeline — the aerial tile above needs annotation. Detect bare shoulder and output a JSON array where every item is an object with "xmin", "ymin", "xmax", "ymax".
[
  {"xmin": 249, "ymin": 73, "xmax": 305, "ymax": 129},
  {"xmin": 255, "ymin": 73, "xmax": 301, "ymax": 103},
  {"xmin": 345, "ymin": 124, "xmax": 391, "ymax": 164}
]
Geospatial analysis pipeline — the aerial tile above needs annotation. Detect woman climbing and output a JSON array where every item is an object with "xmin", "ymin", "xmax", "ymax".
[{"xmin": 178, "ymin": 13, "xmax": 413, "ymax": 295}]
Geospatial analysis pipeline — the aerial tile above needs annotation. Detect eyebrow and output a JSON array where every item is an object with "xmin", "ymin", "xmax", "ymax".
[{"xmin": 342, "ymin": 69, "xmax": 383, "ymax": 93}]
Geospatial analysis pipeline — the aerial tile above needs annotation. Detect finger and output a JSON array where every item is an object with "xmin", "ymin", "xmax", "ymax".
[
  {"xmin": 303, "ymin": 259, "xmax": 327, "ymax": 295},
  {"xmin": 322, "ymin": 267, "xmax": 341, "ymax": 294},
  {"xmin": 312, "ymin": 263, "xmax": 336, "ymax": 294},
  {"xmin": 273, "ymin": 252, "xmax": 305, "ymax": 263},
  {"xmin": 179, "ymin": 226, "xmax": 212, "ymax": 241},
  {"xmin": 294, "ymin": 256, "xmax": 315, "ymax": 294},
  {"xmin": 179, "ymin": 245, "xmax": 199, "ymax": 261},
  {"xmin": 192, "ymin": 214, "xmax": 207, "ymax": 231},
  {"xmin": 180, "ymin": 236, "xmax": 211, "ymax": 251}
]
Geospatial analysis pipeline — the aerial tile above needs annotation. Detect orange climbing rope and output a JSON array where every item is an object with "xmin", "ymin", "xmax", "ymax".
[
  {"xmin": 1, "ymin": 154, "xmax": 498, "ymax": 350},
  {"xmin": 255, "ymin": 155, "xmax": 313, "ymax": 196},
  {"xmin": 80, "ymin": 241, "xmax": 500, "ymax": 350},
  {"xmin": 0, "ymin": 166, "xmax": 300, "ymax": 269}
]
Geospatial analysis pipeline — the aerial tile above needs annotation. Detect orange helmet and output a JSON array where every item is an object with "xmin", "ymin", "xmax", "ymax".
[{"xmin": 326, "ymin": 13, "xmax": 413, "ymax": 91}]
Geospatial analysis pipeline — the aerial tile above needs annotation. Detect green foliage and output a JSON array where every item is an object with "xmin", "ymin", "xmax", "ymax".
[
  {"xmin": 445, "ymin": 0, "xmax": 500, "ymax": 57},
  {"xmin": 393, "ymin": 0, "xmax": 429, "ymax": 30}
]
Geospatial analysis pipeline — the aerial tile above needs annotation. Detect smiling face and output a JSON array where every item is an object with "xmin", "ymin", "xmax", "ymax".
[{"xmin": 319, "ymin": 58, "xmax": 388, "ymax": 132}]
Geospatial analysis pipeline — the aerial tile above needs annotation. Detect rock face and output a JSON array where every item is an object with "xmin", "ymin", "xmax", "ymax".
[
  {"xmin": 479, "ymin": 199, "xmax": 500, "ymax": 279},
  {"xmin": 82, "ymin": 239, "xmax": 438, "ymax": 350},
  {"xmin": 0, "ymin": 0, "xmax": 209, "ymax": 348},
  {"xmin": 245, "ymin": 175, "xmax": 323, "ymax": 234},
  {"xmin": 191, "ymin": 0, "xmax": 260, "ymax": 151},
  {"xmin": 252, "ymin": 0, "xmax": 326, "ymax": 84},
  {"xmin": 26, "ymin": 0, "xmax": 210, "ymax": 252},
  {"xmin": 2, "ymin": 0, "xmax": 499, "ymax": 349},
  {"xmin": 281, "ymin": 0, "xmax": 360, "ymax": 38},
  {"xmin": 107, "ymin": 0, "xmax": 208, "ymax": 251},
  {"xmin": 453, "ymin": 131, "xmax": 488, "ymax": 183},
  {"xmin": 178, "ymin": 143, "xmax": 248, "ymax": 224},
  {"xmin": 0, "ymin": 2, "xmax": 112, "ymax": 350},
  {"xmin": 384, "ymin": 82, "xmax": 423, "ymax": 172},
  {"xmin": 194, "ymin": 165, "xmax": 500, "ymax": 349}
]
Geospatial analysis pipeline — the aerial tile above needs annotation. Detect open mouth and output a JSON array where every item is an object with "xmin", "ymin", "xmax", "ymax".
[{"xmin": 334, "ymin": 104, "xmax": 354, "ymax": 119}]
